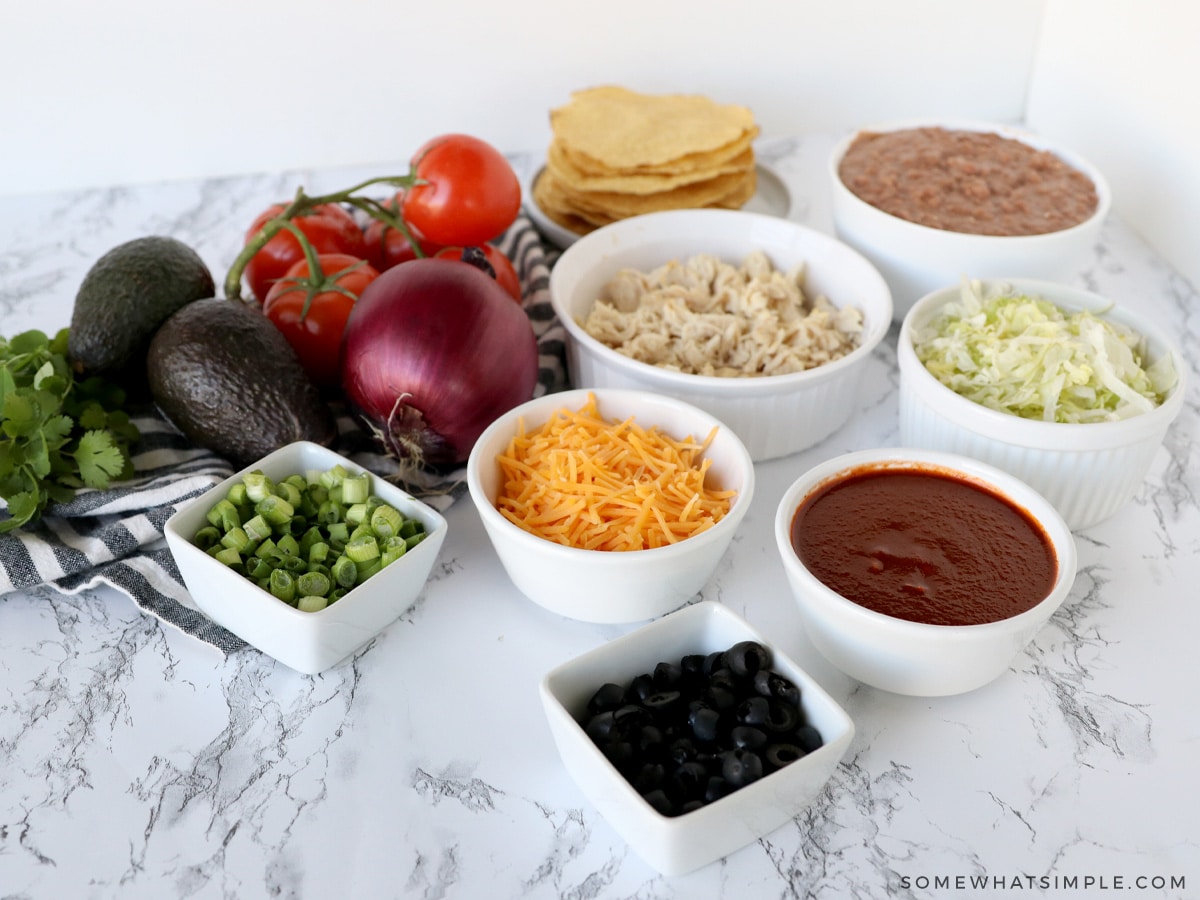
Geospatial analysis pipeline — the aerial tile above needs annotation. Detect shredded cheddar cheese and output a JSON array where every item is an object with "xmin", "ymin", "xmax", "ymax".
[{"xmin": 495, "ymin": 393, "xmax": 736, "ymax": 551}]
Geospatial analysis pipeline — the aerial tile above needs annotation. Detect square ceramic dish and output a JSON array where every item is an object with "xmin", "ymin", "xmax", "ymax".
[
  {"xmin": 539, "ymin": 600, "xmax": 854, "ymax": 876},
  {"xmin": 163, "ymin": 441, "xmax": 448, "ymax": 674}
]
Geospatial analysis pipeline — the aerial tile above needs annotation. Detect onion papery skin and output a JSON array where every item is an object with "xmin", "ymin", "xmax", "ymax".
[{"xmin": 340, "ymin": 257, "xmax": 539, "ymax": 467}]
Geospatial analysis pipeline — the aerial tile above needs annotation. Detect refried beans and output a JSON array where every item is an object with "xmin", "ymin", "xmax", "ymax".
[{"xmin": 838, "ymin": 127, "xmax": 1099, "ymax": 236}]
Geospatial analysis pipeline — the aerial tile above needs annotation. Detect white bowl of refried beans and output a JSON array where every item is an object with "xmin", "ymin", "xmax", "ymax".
[{"xmin": 829, "ymin": 120, "xmax": 1110, "ymax": 322}]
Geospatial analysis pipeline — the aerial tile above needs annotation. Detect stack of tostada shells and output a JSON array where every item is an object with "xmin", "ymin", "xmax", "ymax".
[{"xmin": 533, "ymin": 86, "xmax": 760, "ymax": 236}]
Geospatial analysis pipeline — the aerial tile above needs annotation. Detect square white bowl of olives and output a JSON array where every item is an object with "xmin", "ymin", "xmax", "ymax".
[
  {"xmin": 539, "ymin": 600, "xmax": 855, "ymax": 877},
  {"xmin": 163, "ymin": 441, "xmax": 448, "ymax": 674}
]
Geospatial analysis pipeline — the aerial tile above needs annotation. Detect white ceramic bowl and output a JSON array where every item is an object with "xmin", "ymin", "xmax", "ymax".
[
  {"xmin": 466, "ymin": 388, "xmax": 754, "ymax": 624},
  {"xmin": 540, "ymin": 600, "xmax": 854, "ymax": 876},
  {"xmin": 829, "ymin": 118, "xmax": 1111, "ymax": 322},
  {"xmin": 774, "ymin": 447, "xmax": 1078, "ymax": 697},
  {"xmin": 163, "ymin": 441, "xmax": 448, "ymax": 675},
  {"xmin": 548, "ymin": 208, "xmax": 892, "ymax": 461},
  {"xmin": 898, "ymin": 278, "xmax": 1187, "ymax": 531}
]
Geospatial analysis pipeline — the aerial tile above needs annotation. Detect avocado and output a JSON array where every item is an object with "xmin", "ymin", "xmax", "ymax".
[
  {"xmin": 147, "ymin": 299, "xmax": 337, "ymax": 467},
  {"xmin": 69, "ymin": 235, "xmax": 215, "ymax": 381}
]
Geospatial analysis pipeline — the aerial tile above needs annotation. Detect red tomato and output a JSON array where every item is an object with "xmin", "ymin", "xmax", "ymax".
[
  {"xmin": 364, "ymin": 195, "xmax": 444, "ymax": 271},
  {"xmin": 435, "ymin": 245, "xmax": 521, "ymax": 303},
  {"xmin": 262, "ymin": 253, "xmax": 380, "ymax": 387},
  {"xmin": 243, "ymin": 203, "xmax": 367, "ymax": 302},
  {"xmin": 402, "ymin": 134, "xmax": 521, "ymax": 247}
]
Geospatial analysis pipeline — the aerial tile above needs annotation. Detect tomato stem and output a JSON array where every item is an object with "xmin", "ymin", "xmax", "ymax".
[{"xmin": 223, "ymin": 173, "xmax": 421, "ymax": 302}]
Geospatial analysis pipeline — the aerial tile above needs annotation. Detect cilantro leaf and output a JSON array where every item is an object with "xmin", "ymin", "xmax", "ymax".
[
  {"xmin": 75, "ymin": 430, "xmax": 127, "ymax": 489},
  {"xmin": 0, "ymin": 327, "xmax": 140, "ymax": 529},
  {"xmin": 41, "ymin": 414, "xmax": 74, "ymax": 448},
  {"xmin": 2, "ymin": 392, "xmax": 39, "ymax": 438},
  {"xmin": 0, "ymin": 489, "xmax": 40, "ymax": 533}
]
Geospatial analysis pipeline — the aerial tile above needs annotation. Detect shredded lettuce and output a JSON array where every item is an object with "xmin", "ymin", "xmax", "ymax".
[{"xmin": 911, "ymin": 280, "xmax": 1177, "ymax": 423}]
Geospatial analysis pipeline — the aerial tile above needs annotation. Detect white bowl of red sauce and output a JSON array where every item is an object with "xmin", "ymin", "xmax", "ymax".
[
  {"xmin": 774, "ymin": 447, "xmax": 1077, "ymax": 697},
  {"xmin": 467, "ymin": 388, "xmax": 754, "ymax": 624},
  {"xmin": 828, "ymin": 119, "xmax": 1111, "ymax": 322}
]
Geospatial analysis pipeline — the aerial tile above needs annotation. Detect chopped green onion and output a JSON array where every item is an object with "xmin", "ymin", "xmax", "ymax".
[
  {"xmin": 332, "ymin": 555, "xmax": 358, "ymax": 588},
  {"xmin": 297, "ymin": 570, "xmax": 331, "ymax": 597},
  {"xmin": 220, "ymin": 526, "xmax": 252, "ymax": 553},
  {"xmin": 269, "ymin": 568, "xmax": 296, "ymax": 603},
  {"xmin": 317, "ymin": 499, "xmax": 342, "ymax": 525},
  {"xmin": 348, "ymin": 523, "xmax": 375, "ymax": 543},
  {"xmin": 278, "ymin": 555, "xmax": 308, "ymax": 574},
  {"xmin": 226, "ymin": 482, "xmax": 249, "ymax": 508},
  {"xmin": 193, "ymin": 462, "xmax": 432, "ymax": 613},
  {"xmin": 345, "ymin": 502, "xmax": 369, "ymax": 526},
  {"xmin": 243, "ymin": 514, "xmax": 272, "ymax": 544},
  {"xmin": 206, "ymin": 498, "xmax": 241, "ymax": 531},
  {"xmin": 243, "ymin": 471, "xmax": 274, "ymax": 503},
  {"xmin": 275, "ymin": 480, "xmax": 302, "ymax": 508},
  {"xmin": 275, "ymin": 533, "xmax": 301, "ymax": 558},
  {"xmin": 341, "ymin": 473, "xmax": 370, "ymax": 504},
  {"xmin": 245, "ymin": 557, "xmax": 273, "ymax": 580},
  {"xmin": 345, "ymin": 535, "xmax": 380, "ymax": 563},
  {"xmin": 193, "ymin": 525, "xmax": 222, "ymax": 550},
  {"xmin": 256, "ymin": 494, "xmax": 294, "ymax": 526},
  {"xmin": 380, "ymin": 535, "xmax": 407, "ymax": 567},
  {"xmin": 355, "ymin": 558, "xmax": 382, "ymax": 581},
  {"xmin": 370, "ymin": 504, "xmax": 403, "ymax": 539},
  {"xmin": 320, "ymin": 465, "xmax": 348, "ymax": 489}
]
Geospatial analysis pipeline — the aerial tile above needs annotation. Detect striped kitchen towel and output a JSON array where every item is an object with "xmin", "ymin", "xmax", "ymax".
[{"xmin": 0, "ymin": 215, "xmax": 567, "ymax": 656}]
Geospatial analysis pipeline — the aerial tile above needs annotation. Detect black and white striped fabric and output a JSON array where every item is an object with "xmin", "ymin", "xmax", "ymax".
[{"xmin": 0, "ymin": 216, "xmax": 568, "ymax": 655}]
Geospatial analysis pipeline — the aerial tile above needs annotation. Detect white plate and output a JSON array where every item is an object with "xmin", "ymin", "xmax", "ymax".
[{"xmin": 522, "ymin": 159, "xmax": 794, "ymax": 250}]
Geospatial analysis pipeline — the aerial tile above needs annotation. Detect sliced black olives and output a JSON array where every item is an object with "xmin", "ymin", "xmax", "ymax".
[{"xmin": 578, "ymin": 641, "xmax": 823, "ymax": 817}]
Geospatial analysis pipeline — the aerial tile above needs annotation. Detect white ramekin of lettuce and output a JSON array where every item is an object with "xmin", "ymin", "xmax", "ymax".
[{"xmin": 897, "ymin": 278, "xmax": 1185, "ymax": 531}]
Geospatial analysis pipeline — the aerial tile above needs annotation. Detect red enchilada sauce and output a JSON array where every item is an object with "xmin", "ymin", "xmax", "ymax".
[{"xmin": 790, "ymin": 466, "xmax": 1057, "ymax": 626}]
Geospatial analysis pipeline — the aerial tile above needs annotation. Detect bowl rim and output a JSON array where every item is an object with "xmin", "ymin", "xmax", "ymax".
[
  {"xmin": 547, "ymin": 208, "xmax": 893, "ymax": 397},
  {"xmin": 465, "ymin": 387, "xmax": 755, "ymax": 561},
  {"xmin": 163, "ymin": 440, "xmax": 450, "ymax": 622},
  {"xmin": 897, "ymin": 277, "xmax": 1188, "ymax": 447},
  {"xmin": 828, "ymin": 117, "xmax": 1113, "ymax": 242},
  {"xmin": 773, "ymin": 446, "xmax": 1078, "ymax": 636}
]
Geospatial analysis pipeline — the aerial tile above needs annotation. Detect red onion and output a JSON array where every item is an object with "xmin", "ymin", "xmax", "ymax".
[{"xmin": 340, "ymin": 256, "xmax": 539, "ymax": 468}]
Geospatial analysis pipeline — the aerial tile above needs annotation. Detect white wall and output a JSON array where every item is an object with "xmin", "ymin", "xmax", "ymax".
[
  {"xmin": 6, "ymin": 0, "xmax": 1199, "ymax": 290},
  {"xmin": 2, "ymin": 0, "xmax": 1043, "ymax": 195},
  {"xmin": 1027, "ymin": 0, "xmax": 1200, "ymax": 291}
]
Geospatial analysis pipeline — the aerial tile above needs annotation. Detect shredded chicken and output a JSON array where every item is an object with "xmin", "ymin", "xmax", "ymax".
[{"xmin": 581, "ymin": 251, "xmax": 865, "ymax": 377}]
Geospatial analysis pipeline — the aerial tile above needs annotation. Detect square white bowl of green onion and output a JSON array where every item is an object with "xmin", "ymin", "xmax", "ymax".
[{"xmin": 164, "ymin": 441, "xmax": 448, "ymax": 674}]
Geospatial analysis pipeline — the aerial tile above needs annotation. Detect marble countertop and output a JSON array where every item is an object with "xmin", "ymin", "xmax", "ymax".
[{"xmin": 1, "ymin": 137, "xmax": 1196, "ymax": 899}]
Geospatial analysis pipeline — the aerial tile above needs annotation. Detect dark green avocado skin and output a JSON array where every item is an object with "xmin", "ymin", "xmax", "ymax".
[
  {"xmin": 147, "ymin": 299, "xmax": 337, "ymax": 467},
  {"xmin": 69, "ymin": 235, "xmax": 215, "ymax": 379}
]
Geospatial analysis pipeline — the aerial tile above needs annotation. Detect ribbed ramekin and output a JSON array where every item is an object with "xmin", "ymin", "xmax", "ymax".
[
  {"xmin": 897, "ymin": 278, "xmax": 1186, "ymax": 531},
  {"xmin": 548, "ymin": 209, "xmax": 893, "ymax": 462}
]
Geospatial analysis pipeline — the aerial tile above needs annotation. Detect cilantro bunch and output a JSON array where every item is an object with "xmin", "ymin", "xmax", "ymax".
[{"xmin": 0, "ymin": 328, "xmax": 139, "ymax": 533}]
